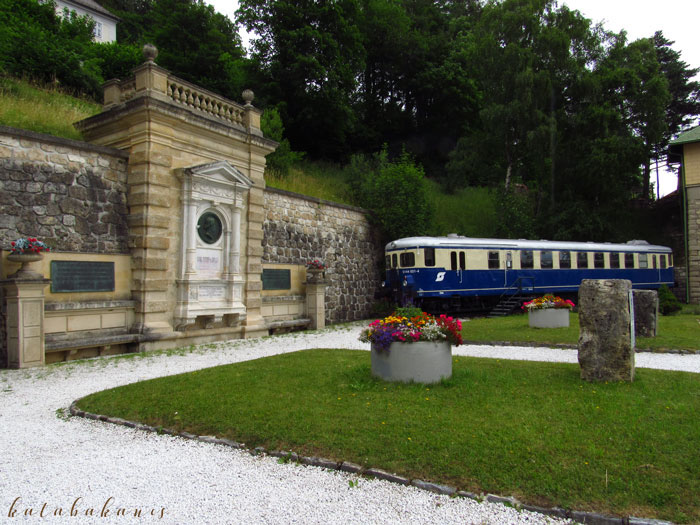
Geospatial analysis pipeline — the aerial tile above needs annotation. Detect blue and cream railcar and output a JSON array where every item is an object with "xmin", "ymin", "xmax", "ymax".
[{"xmin": 383, "ymin": 235, "xmax": 674, "ymax": 311}]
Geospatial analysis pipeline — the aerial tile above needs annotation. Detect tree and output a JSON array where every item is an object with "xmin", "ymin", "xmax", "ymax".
[
  {"xmin": 238, "ymin": 0, "xmax": 365, "ymax": 160},
  {"xmin": 353, "ymin": 148, "xmax": 433, "ymax": 242},
  {"xmin": 0, "ymin": 0, "xmax": 103, "ymax": 96}
]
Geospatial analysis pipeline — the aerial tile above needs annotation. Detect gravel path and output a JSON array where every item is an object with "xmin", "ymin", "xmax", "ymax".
[{"xmin": 2, "ymin": 323, "xmax": 697, "ymax": 525}]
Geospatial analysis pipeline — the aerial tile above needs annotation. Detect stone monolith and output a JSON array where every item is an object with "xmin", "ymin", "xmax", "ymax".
[{"xmin": 577, "ymin": 279, "xmax": 635, "ymax": 382}]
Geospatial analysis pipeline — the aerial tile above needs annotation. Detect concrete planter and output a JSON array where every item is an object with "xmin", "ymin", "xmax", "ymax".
[
  {"xmin": 528, "ymin": 308, "xmax": 570, "ymax": 328},
  {"xmin": 371, "ymin": 341, "xmax": 452, "ymax": 384}
]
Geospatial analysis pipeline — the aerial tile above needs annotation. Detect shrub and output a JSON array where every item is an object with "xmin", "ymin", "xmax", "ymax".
[
  {"xmin": 354, "ymin": 147, "xmax": 433, "ymax": 243},
  {"xmin": 658, "ymin": 285, "xmax": 682, "ymax": 315}
]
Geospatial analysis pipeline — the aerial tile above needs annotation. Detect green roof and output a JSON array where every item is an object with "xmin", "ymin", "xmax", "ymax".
[{"xmin": 670, "ymin": 126, "xmax": 700, "ymax": 146}]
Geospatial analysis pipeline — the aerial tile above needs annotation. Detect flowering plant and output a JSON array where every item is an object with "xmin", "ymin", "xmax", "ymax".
[
  {"xmin": 9, "ymin": 237, "xmax": 51, "ymax": 254},
  {"xmin": 359, "ymin": 312, "xmax": 463, "ymax": 352},
  {"xmin": 306, "ymin": 259, "xmax": 325, "ymax": 270},
  {"xmin": 522, "ymin": 294, "xmax": 575, "ymax": 311}
]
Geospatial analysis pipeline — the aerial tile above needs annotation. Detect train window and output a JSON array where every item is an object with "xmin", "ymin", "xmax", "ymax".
[
  {"xmin": 594, "ymin": 252, "xmax": 605, "ymax": 269},
  {"xmin": 541, "ymin": 251, "xmax": 553, "ymax": 269},
  {"xmin": 386, "ymin": 255, "xmax": 391, "ymax": 269},
  {"xmin": 450, "ymin": 251, "xmax": 458, "ymax": 271},
  {"xmin": 488, "ymin": 251, "xmax": 500, "ymax": 269},
  {"xmin": 652, "ymin": 255, "xmax": 657, "ymax": 269},
  {"xmin": 400, "ymin": 252, "xmax": 415, "ymax": 267},
  {"xmin": 459, "ymin": 252, "xmax": 466, "ymax": 270},
  {"xmin": 559, "ymin": 251, "xmax": 571, "ymax": 269},
  {"xmin": 610, "ymin": 253, "xmax": 620, "ymax": 269},
  {"xmin": 639, "ymin": 254, "xmax": 648, "ymax": 269},
  {"xmin": 660, "ymin": 255, "xmax": 667, "ymax": 269},
  {"xmin": 669, "ymin": 254, "xmax": 673, "ymax": 266},
  {"xmin": 577, "ymin": 252, "xmax": 589, "ymax": 269},
  {"xmin": 424, "ymin": 247, "xmax": 435, "ymax": 267},
  {"xmin": 521, "ymin": 250, "xmax": 534, "ymax": 269},
  {"xmin": 392, "ymin": 254, "xmax": 398, "ymax": 269},
  {"xmin": 624, "ymin": 253, "xmax": 634, "ymax": 268}
]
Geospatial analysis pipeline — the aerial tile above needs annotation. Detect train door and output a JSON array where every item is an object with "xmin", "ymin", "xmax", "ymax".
[{"xmin": 505, "ymin": 251, "xmax": 512, "ymax": 287}]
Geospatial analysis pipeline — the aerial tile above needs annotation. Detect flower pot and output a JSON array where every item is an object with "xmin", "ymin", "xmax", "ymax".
[
  {"xmin": 305, "ymin": 268, "xmax": 325, "ymax": 283},
  {"xmin": 528, "ymin": 308, "xmax": 570, "ymax": 328},
  {"xmin": 371, "ymin": 341, "xmax": 452, "ymax": 384},
  {"xmin": 6, "ymin": 252, "xmax": 44, "ymax": 279}
]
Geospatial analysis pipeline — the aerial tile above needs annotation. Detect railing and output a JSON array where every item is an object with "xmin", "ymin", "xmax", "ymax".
[{"xmin": 166, "ymin": 77, "xmax": 247, "ymax": 127}]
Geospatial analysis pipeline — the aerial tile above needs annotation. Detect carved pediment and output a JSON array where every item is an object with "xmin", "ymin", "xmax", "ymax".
[{"xmin": 186, "ymin": 161, "xmax": 253, "ymax": 189}]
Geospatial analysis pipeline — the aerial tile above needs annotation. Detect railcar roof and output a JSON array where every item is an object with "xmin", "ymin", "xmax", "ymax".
[{"xmin": 385, "ymin": 236, "xmax": 672, "ymax": 253}]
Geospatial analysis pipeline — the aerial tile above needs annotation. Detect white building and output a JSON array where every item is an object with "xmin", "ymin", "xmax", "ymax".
[{"xmin": 53, "ymin": 0, "xmax": 119, "ymax": 43}]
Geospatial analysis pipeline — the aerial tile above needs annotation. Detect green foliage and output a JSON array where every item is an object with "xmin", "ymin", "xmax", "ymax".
[
  {"xmin": 352, "ymin": 148, "xmax": 433, "ymax": 242},
  {"xmin": 427, "ymin": 182, "xmax": 499, "ymax": 238},
  {"xmin": 261, "ymin": 106, "xmax": 305, "ymax": 177},
  {"xmin": 0, "ymin": 0, "xmax": 101, "ymax": 97},
  {"xmin": 0, "ymin": 76, "xmax": 100, "ymax": 140},
  {"xmin": 658, "ymin": 285, "xmax": 682, "ymax": 316},
  {"xmin": 393, "ymin": 306, "xmax": 423, "ymax": 318}
]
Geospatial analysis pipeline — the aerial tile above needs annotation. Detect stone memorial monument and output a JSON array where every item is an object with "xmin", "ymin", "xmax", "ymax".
[
  {"xmin": 632, "ymin": 289, "xmax": 658, "ymax": 338},
  {"xmin": 577, "ymin": 279, "xmax": 635, "ymax": 382}
]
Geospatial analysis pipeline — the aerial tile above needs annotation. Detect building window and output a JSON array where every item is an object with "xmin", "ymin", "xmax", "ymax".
[
  {"xmin": 610, "ymin": 253, "xmax": 620, "ymax": 269},
  {"xmin": 541, "ymin": 251, "xmax": 553, "ymax": 269},
  {"xmin": 577, "ymin": 252, "xmax": 588, "ymax": 269},
  {"xmin": 400, "ymin": 252, "xmax": 415, "ymax": 268},
  {"xmin": 94, "ymin": 21, "xmax": 103, "ymax": 39},
  {"xmin": 521, "ymin": 250, "xmax": 534, "ymax": 269},
  {"xmin": 594, "ymin": 252, "xmax": 605, "ymax": 269},
  {"xmin": 639, "ymin": 254, "xmax": 648, "ymax": 269},
  {"xmin": 559, "ymin": 251, "xmax": 571, "ymax": 269},
  {"xmin": 488, "ymin": 251, "xmax": 500, "ymax": 269},
  {"xmin": 424, "ymin": 247, "xmax": 435, "ymax": 267}
]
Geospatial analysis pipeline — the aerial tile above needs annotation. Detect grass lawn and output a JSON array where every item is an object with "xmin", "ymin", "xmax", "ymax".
[
  {"xmin": 76, "ymin": 349, "xmax": 700, "ymax": 523},
  {"xmin": 462, "ymin": 311, "xmax": 700, "ymax": 352}
]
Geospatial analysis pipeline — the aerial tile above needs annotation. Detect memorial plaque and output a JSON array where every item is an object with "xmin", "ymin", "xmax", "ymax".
[
  {"xmin": 199, "ymin": 285, "xmax": 226, "ymax": 300},
  {"xmin": 262, "ymin": 269, "xmax": 291, "ymax": 290},
  {"xmin": 50, "ymin": 261, "xmax": 115, "ymax": 293}
]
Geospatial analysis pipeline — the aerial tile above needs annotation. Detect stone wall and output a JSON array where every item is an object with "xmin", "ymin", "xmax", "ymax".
[
  {"xmin": 0, "ymin": 127, "xmax": 130, "ymax": 254},
  {"xmin": 263, "ymin": 188, "xmax": 382, "ymax": 323},
  {"xmin": 687, "ymin": 185, "xmax": 700, "ymax": 303}
]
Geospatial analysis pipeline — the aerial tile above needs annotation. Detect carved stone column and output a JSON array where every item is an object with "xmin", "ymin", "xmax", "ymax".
[
  {"xmin": 2, "ymin": 277, "xmax": 50, "ymax": 368},
  {"xmin": 305, "ymin": 271, "xmax": 327, "ymax": 330}
]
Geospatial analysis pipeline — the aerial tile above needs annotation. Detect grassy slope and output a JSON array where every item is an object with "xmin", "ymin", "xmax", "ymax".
[
  {"xmin": 77, "ymin": 349, "xmax": 700, "ymax": 523},
  {"xmin": 0, "ymin": 77, "xmax": 100, "ymax": 140}
]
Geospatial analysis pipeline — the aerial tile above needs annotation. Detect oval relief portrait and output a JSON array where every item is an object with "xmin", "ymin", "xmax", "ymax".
[{"xmin": 197, "ymin": 211, "xmax": 223, "ymax": 244}]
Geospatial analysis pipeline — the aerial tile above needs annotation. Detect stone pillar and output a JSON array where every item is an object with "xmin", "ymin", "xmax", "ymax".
[
  {"xmin": 578, "ymin": 279, "xmax": 635, "ymax": 382},
  {"xmin": 305, "ymin": 271, "xmax": 327, "ymax": 330},
  {"xmin": 633, "ymin": 289, "xmax": 658, "ymax": 338},
  {"xmin": 2, "ymin": 277, "xmax": 50, "ymax": 368}
]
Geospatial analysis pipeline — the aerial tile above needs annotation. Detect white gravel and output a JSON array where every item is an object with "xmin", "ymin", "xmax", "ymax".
[{"xmin": 1, "ymin": 323, "xmax": 697, "ymax": 525}]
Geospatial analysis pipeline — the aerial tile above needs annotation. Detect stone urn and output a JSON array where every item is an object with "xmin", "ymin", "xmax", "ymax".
[
  {"xmin": 371, "ymin": 341, "xmax": 452, "ymax": 384},
  {"xmin": 305, "ymin": 268, "xmax": 325, "ymax": 284},
  {"xmin": 528, "ymin": 308, "xmax": 570, "ymax": 328},
  {"xmin": 6, "ymin": 252, "xmax": 44, "ymax": 279}
]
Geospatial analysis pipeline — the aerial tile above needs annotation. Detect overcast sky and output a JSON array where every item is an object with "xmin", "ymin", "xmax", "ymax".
[{"xmin": 209, "ymin": 0, "xmax": 700, "ymax": 196}]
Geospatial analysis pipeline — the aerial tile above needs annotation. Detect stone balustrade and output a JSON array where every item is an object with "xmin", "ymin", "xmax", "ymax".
[{"xmin": 166, "ymin": 78, "xmax": 247, "ymax": 127}]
